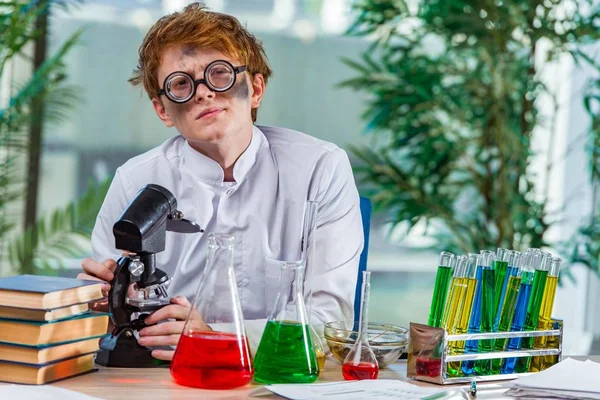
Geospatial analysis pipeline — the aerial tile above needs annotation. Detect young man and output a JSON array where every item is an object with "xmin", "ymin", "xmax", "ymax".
[{"xmin": 79, "ymin": 3, "xmax": 363, "ymax": 360}]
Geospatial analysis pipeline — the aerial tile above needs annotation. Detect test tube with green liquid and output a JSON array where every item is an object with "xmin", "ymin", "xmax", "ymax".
[
  {"xmin": 492, "ymin": 249, "xmax": 510, "ymax": 321},
  {"xmin": 427, "ymin": 252, "xmax": 456, "ymax": 328},
  {"xmin": 474, "ymin": 250, "xmax": 496, "ymax": 376},
  {"xmin": 447, "ymin": 254, "xmax": 478, "ymax": 377},
  {"xmin": 530, "ymin": 256, "xmax": 562, "ymax": 372},
  {"xmin": 490, "ymin": 253, "xmax": 523, "ymax": 374},
  {"xmin": 501, "ymin": 252, "xmax": 534, "ymax": 374},
  {"xmin": 514, "ymin": 250, "xmax": 550, "ymax": 373}
]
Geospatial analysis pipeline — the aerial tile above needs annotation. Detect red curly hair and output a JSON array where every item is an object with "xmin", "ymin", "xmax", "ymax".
[{"xmin": 129, "ymin": 2, "xmax": 272, "ymax": 122}]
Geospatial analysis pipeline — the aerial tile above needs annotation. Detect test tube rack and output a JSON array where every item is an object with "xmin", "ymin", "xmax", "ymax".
[{"xmin": 407, "ymin": 319, "xmax": 563, "ymax": 384}]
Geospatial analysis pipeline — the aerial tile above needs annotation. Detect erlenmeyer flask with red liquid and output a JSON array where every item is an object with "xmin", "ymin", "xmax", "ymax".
[
  {"xmin": 342, "ymin": 270, "xmax": 379, "ymax": 380},
  {"xmin": 170, "ymin": 233, "xmax": 252, "ymax": 389}
]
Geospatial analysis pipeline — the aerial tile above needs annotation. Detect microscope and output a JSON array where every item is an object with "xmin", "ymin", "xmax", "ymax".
[{"xmin": 95, "ymin": 184, "xmax": 202, "ymax": 368}]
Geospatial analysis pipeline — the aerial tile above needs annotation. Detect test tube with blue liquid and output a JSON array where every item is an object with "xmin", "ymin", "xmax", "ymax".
[
  {"xmin": 514, "ymin": 250, "xmax": 550, "ymax": 373},
  {"xmin": 461, "ymin": 250, "xmax": 494, "ymax": 376},
  {"xmin": 474, "ymin": 250, "xmax": 496, "ymax": 375},
  {"xmin": 501, "ymin": 250, "xmax": 548, "ymax": 374}
]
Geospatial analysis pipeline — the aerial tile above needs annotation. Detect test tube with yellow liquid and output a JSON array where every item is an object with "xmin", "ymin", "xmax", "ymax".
[
  {"xmin": 530, "ymin": 256, "xmax": 562, "ymax": 372},
  {"xmin": 445, "ymin": 254, "xmax": 478, "ymax": 377},
  {"xmin": 442, "ymin": 255, "xmax": 468, "ymax": 330}
]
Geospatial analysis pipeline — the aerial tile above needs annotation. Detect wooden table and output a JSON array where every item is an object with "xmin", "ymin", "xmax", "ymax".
[
  {"xmin": 5, "ymin": 355, "xmax": 599, "ymax": 399},
  {"xmin": 47, "ymin": 359, "xmax": 429, "ymax": 400}
]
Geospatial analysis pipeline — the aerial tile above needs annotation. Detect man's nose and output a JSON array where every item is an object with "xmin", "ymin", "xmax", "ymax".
[{"xmin": 194, "ymin": 81, "xmax": 215, "ymax": 101}]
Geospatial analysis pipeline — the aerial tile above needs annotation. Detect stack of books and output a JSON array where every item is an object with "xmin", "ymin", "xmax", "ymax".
[{"xmin": 0, "ymin": 274, "xmax": 109, "ymax": 384}]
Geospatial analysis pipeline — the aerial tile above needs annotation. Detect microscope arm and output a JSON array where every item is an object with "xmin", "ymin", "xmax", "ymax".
[{"xmin": 107, "ymin": 257, "xmax": 133, "ymax": 330}]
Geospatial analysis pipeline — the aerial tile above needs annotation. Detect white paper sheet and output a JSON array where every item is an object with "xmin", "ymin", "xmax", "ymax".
[
  {"xmin": 263, "ymin": 379, "xmax": 445, "ymax": 400},
  {"xmin": 508, "ymin": 358, "xmax": 600, "ymax": 399},
  {"xmin": 0, "ymin": 384, "xmax": 105, "ymax": 400}
]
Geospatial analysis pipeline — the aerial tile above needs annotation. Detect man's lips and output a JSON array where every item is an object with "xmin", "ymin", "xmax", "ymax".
[{"xmin": 197, "ymin": 108, "xmax": 223, "ymax": 119}]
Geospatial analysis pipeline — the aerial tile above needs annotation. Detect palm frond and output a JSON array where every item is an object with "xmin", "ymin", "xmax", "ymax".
[
  {"xmin": 343, "ymin": 0, "xmax": 600, "ymax": 268},
  {"xmin": 8, "ymin": 177, "xmax": 112, "ymax": 275}
]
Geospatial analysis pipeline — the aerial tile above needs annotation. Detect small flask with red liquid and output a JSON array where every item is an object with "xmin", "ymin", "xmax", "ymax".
[
  {"xmin": 342, "ymin": 271, "xmax": 379, "ymax": 380},
  {"xmin": 170, "ymin": 233, "xmax": 252, "ymax": 389}
]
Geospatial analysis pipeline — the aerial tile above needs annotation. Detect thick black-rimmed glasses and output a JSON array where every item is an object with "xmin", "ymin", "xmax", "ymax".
[{"xmin": 158, "ymin": 60, "xmax": 247, "ymax": 103}]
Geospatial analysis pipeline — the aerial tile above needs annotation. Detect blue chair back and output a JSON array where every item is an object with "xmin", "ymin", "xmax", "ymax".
[{"xmin": 354, "ymin": 196, "xmax": 372, "ymax": 320}]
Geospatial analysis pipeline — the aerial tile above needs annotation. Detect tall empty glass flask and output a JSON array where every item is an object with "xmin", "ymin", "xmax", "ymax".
[
  {"xmin": 253, "ymin": 260, "xmax": 319, "ymax": 384},
  {"xmin": 170, "ymin": 233, "xmax": 252, "ymax": 389},
  {"xmin": 301, "ymin": 200, "xmax": 326, "ymax": 373}
]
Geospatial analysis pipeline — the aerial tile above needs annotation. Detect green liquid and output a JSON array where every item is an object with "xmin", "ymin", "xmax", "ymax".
[
  {"xmin": 474, "ymin": 266, "xmax": 495, "ymax": 375},
  {"xmin": 253, "ymin": 320, "xmax": 319, "ymax": 384},
  {"xmin": 428, "ymin": 266, "xmax": 453, "ymax": 328},
  {"xmin": 492, "ymin": 261, "xmax": 508, "ymax": 316},
  {"xmin": 491, "ymin": 275, "xmax": 522, "ymax": 374},
  {"xmin": 515, "ymin": 269, "xmax": 549, "ymax": 373}
]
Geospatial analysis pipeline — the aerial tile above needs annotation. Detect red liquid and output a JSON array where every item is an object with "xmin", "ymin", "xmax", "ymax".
[
  {"xmin": 415, "ymin": 357, "xmax": 442, "ymax": 377},
  {"xmin": 342, "ymin": 361, "xmax": 379, "ymax": 380},
  {"xmin": 170, "ymin": 331, "xmax": 252, "ymax": 389}
]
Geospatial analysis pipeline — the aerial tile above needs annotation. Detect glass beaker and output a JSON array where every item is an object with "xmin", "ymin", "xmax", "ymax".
[
  {"xmin": 301, "ymin": 200, "xmax": 326, "ymax": 372},
  {"xmin": 170, "ymin": 233, "xmax": 252, "ymax": 389},
  {"xmin": 253, "ymin": 260, "xmax": 319, "ymax": 384}
]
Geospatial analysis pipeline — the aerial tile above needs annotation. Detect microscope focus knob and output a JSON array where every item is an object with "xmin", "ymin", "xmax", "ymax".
[{"xmin": 128, "ymin": 259, "xmax": 145, "ymax": 278}]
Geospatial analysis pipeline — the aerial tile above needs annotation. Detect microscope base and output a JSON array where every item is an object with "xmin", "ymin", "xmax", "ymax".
[{"xmin": 95, "ymin": 329, "xmax": 170, "ymax": 368}]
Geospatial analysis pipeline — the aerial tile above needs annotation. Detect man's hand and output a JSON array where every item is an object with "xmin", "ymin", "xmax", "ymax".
[
  {"xmin": 78, "ymin": 258, "xmax": 118, "ymax": 312},
  {"xmin": 138, "ymin": 296, "xmax": 211, "ymax": 361}
]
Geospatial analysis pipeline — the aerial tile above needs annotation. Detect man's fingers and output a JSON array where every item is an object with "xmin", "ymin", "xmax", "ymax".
[
  {"xmin": 89, "ymin": 299, "xmax": 109, "ymax": 312},
  {"xmin": 76, "ymin": 272, "xmax": 102, "ymax": 282},
  {"xmin": 144, "ymin": 304, "xmax": 190, "ymax": 325},
  {"xmin": 171, "ymin": 296, "xmax": 191, "ymax": 307},
  {"xmin": 151, "ymin": 349, "xmax": 175, "ymax": 361},
  {"xmin": 81, "ymin": 258, "xmax": 114, "ymax": 282},
  {"xmin": 138, "ymin": 334, "xmax": 181, "ymax": 347},
  {"xmin": 77, "ymin": 273, "xmax": 110, "ymax": 294},
  {"xmin": 101, "ymin": 258, "xmax": 118, "ymax": 273},
  {"xmin": 139, "ymin": 321, "xmax": 185, "ymax": 337}
]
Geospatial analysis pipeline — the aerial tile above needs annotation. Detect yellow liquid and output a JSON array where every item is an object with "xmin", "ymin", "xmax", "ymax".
[
  {"xmin": 447, "ymin": 278, "xmax": 477, "ymax": 377},
  {"xmin": 530, "ymin": 276, "xmax": 558, "ymax": 372},
  {"xmin": 316, "ymin": 348, "xmax": 326, "ymax": 372},
  {"xmin": 443, "ymin": 278, "xmax": 468, "ymax": 329}
]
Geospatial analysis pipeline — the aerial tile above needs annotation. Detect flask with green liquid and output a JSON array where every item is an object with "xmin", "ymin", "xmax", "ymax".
[{"xmin": 253, "ymin": 260, "xmax": 319, "ymax": 384}]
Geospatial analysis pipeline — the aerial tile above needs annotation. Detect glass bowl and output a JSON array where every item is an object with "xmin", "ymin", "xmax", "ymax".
[{"xmin": 324, "ymin": 321, "xmax": 408, "ymax": 368}]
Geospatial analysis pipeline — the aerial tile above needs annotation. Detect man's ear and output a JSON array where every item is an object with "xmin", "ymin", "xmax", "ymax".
[
  {"xmin": 250, "ymin": 73, "xmax": 265, "ymax": 109},
  {"xmin": 152, "ymin": 97, "xmax": 175, "ymax": 127}
]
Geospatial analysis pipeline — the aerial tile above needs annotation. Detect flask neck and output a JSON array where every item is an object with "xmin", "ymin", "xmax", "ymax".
[
  {"xmin": 271, "ymin": 261, "xmax": 309, "ymax": 325},
  {"xmin": 205, "ymin": 236, "xmax": 235, "ymax": 273}
]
